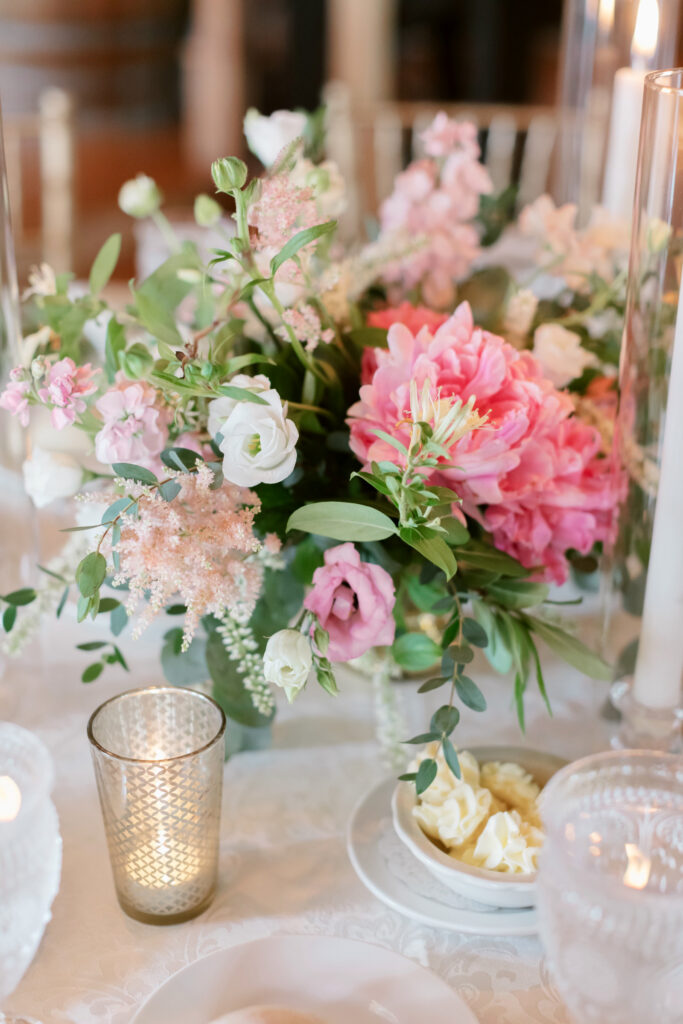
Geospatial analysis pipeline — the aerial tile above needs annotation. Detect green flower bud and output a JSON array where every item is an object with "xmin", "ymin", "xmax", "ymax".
[
  {"xmin": 194, "ymin": 193, "xmax": 223, "ymax": 227},
  {"xmin": 117, "ymin": 174, "xmax": 162, "ymax": 218},
  {"xmin": 211, "ymin": 157, "xmax": 248, "ymax": 193}
]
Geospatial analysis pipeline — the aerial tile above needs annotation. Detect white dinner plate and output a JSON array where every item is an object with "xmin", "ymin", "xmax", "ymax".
[
  {"xmin": 347, "ymin": 778, "xmax": 538, "ymax": 937},
  {"xmin": 131, "ymin": 934, "xmax": 477, "ymax": 1024}
]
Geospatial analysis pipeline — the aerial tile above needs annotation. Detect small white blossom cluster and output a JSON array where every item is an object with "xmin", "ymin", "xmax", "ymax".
[
  {"xmin": 354, "ymin": 648, "xmax": 406, "ymax": 772},
  {"xmin": 216, "ymin": 606, "xmax": 275, "ymax": 716}
]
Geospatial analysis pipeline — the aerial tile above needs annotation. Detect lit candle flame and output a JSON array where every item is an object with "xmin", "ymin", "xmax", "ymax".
[
  {"xmin": 598, "ymin": 0, "xmax": 615, "ymax": 34},
  {"xmin": 623, "ymin": 842, "xmax": 651, "ymax": 889},
  {"xmin": 632, "ymin": 0, "xmax": 659, "ymax": 65},
  {"xmin": 0, "ymin": 775, "xmax": 22, "ymax": 822}
]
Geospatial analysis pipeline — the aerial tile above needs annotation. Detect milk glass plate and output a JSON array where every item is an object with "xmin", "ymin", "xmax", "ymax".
[
  {"xmin": 347, "ymin": 778, "xmax": 538, "ymax": 936},
  {"xmin": 131, "ymin": 934, "xmax": 477, "ymax": 1024}
]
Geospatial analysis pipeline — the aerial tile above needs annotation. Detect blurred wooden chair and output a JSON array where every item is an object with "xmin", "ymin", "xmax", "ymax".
[
  {"xmin": 3, "ymin": 88, "xmax": 76, "ymax": 276},
  {"xmin": 323, "ymin": 82, "xmax": 557, "ymax": 238}
]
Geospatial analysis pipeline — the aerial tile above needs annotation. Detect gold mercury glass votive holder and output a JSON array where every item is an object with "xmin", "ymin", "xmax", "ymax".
[{"xmin": 87, "ymin": 686, "xmax": 226, "ymax": 925}]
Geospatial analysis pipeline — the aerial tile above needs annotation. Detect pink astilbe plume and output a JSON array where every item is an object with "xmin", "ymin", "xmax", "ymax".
[
  {"xmin": 348, "ymin": 302, "xmax": 618, "ymax": 584},
  {"xmin": 104, "ymin": 463, "xmax": 272, "ymax": 647},
  {"xmin": 376, "ymin": 113, "xmax": 493, "ymax": 308},
  {"xmin": 248, "ymin": 174, "xmax": 322, "ymax": 252}
]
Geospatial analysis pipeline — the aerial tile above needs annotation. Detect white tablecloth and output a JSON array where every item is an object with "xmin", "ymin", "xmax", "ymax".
[{"xmin": 4, "ymin": 612, "xmax": 613, "ymax": 1024}]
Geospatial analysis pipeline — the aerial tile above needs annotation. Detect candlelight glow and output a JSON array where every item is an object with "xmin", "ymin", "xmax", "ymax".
[
  {"xmin": 598, "ymin": 0, "xmax": 615, "ymax": 34},
  {"xmin": 632, "ymin": 0, "xmax": 659, "ymax": 63},
  {"xmin": 0, "ymin": 774, "xmax": 22, "ymax": 822},
  {"xmin": 623, "ymin": 842, "xmax": 651, "ymax": 889}
]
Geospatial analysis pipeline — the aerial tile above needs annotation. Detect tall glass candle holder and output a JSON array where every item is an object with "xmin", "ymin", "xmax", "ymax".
[
  {"xmin": 604, "ymin": 69, "xmax": 683, "ymax": 751},
  {"xmin": 555, "ymin": 0, "xmax": 679, "ymax": 223},
  {"xmin": 88, "ymin": 686, "xmax": 226, "ymax": 925}
]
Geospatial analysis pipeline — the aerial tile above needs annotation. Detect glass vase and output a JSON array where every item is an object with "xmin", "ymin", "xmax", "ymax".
[
  {"xmin": 604, "ymin": 69, "xmax": 683, "ymax": 751},
  {"xmin": 88, "ymin": 686, "xmax": 226, "ymax": 925},
  {"xmin": 555, "ymin": 0, "xmax": 679, "ymax": 223}
]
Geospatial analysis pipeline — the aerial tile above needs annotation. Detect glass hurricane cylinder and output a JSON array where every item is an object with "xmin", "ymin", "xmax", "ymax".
[
  {"xmin": 537, "ymin": 750, "xmax": 683, "ymax": 1024},
  {"xmin": 555, "ymin": 0, "xmax": 679, "ymax": 223},
  {"xmin": 604, "ymin": 69, "xmax": 683, "ymax": 750},
  {"xmin": 88, "ymin": 686, "xmax": 226, "ymax": 925}
]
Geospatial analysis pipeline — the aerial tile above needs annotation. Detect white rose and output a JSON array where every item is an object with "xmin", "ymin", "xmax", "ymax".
[
  {"xmin": 243, "ymin": 108, "xmax": 307, "ymax": 168},
  {"xmin": 532, "ymin": 323, "xmax": 598, "ymax": 388},
  {"xmin": 22, "ymin": 446, "xmax": 82, "ymax": 508},
  {"xmin": 215, "ymin": 388, "xmax": 298, "ymax": 487},
  {"xmin": 207, "ymin": 374, "xmax": 272, "ymax": 438},
  {"xmin": 263, "ymin": 629, "xmax": 312, "ymax": 701},
  {"xmin": 118, "ymin": 174, "xmax": 162, "ymax": 218}
]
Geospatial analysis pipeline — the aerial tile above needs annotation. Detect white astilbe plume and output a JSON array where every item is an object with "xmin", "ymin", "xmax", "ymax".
[{"xmin": 216, "ymin": 605, "xmax": 275, "ymax": 716}]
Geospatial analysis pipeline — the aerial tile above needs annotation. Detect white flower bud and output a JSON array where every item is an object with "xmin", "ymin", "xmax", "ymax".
[
  {"xmin": 243, "ymin": 108, "xmax": 307, "ymax": 168},
  {"xmin": 118, "ymin": 174, "xmax": 162, "ymax": 218},
  {"xmin": 263, "ymin": 629, "xmax": 312, "ymax": 701},
  {"xmin": 211, "ymin": 157, "xmax": 248, "ymax": 193},
  {"xmin": 194, "ymin": 193, "xmax": 222, "ymax": 227}
]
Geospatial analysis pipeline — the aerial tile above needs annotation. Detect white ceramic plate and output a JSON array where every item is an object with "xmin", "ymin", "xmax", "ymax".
[
  {"xmin": 347, "ymin": 778, "xmax": 538, "ymax": 936},
  {"xmin": 392, "ymin": 746, "xmax": 567, "ymax": 909},
  {"xmin": 131, "ymin": 934, "xmax": 477, "ymax": 1024}
]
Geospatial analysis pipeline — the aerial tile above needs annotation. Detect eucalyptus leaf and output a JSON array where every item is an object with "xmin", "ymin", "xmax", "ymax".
[
  {"xmin": 442, "ymin": 736, "xmax": 462, "ymax": 779},
  {"xmin": 112, "ymin": 463, "xmax": 158, "ymax": 485},
  {"xmin": 417, "ymin": 676, "xmax": 448, "ymax": 693},
  {"xmin": 455, "ymin": 674, "xmax": 487, "ymax": 712},
  {"xmin": 415, "ymin": 758, "xmax": 438, "ymax": 796},
  {"xmin": 89, "ymin": 233, "xmax": 121, "ymax": 295},
  {"xmin": 404, "ymin": 731, "xmax": 441, "ymax": 744},
  {"xmin": 161, "ymin": 447, "xmax": 203, "ymax": 472},
  {"xmin": 110, "ymin": 603, "xmax": 128, "ymax": 636},
  {"xmin": 392, "ymin": 633, "xmax": 442, "ymax": 672},
  {"xmin": 431, "ymin": 704, "xmax": 460, "ymax": 736},
  {"xmin": 76, "ymin": 552, "xmax": 107, "ymax": 598},
  {"xmin": 81, "ymin": 662, "xmax": 104, "ymax": 683},
  {"xmin": 287, "ymin": 501, "xmax": 397, "ymax": 542},
  {"xmin": 3, "ymin": 588, "xmax": 37, "ymax": 607},
  {"xmin": 2, "ymin": 605, "xmax": 17, "ymax": 632},
  {"xmin": 159, "ymin": 480, "xmax": 182, "ymax": 502},
  {"xmin": 462, "ymin": 617, "xmax": 488, "ymax": 648}
]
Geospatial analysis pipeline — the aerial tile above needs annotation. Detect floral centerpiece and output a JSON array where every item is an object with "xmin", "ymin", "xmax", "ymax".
[{"xmin": 1, "ymin": 108, "xmax": 624, "ymax": 789}]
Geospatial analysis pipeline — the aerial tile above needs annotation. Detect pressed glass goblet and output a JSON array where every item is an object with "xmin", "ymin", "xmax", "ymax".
[
  {"xmin": 88, "ymin": 686, "xmax": 226, "ymax": 925},
  {"xmin": 537, "ymin": 750, "xmax": 683, "ymax": 1024}
]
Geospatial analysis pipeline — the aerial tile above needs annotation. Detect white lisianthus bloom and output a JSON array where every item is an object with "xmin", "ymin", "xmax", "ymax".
[
  {"xmin": 243, "ymin": 108, "xmax": 307, "ymax": 167},
  {"xmin": 263, "ymin": 629, "xmax": 312, "ymax": 701},
  {"xmin": 22, "ymin": 447, "xmax": 82, "ymax": 508},
  {"xmin": 207, "ymin": 374, "xmax": 272, "ymax": 439},
  {"xmin": 118, "ymin": 174, "xmax": 162, "ymax": 218},
  {"xmin": 532, "ymin": 323, "xmax": 598, "ymax": 388},
  {"xmin": 213, "ymin": 387, "xmax": 298, "ymax": 487}
]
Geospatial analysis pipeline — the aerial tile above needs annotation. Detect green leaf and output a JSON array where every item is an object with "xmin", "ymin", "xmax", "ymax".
[
  {"xmin": 445, "ymin": 643, "xmax": 474, "ymax": 665},
  {"xmin": 89, "ymin": 233, "xmax": 121, "ymax": 294},
  {"xmin": 37, "ymin": 564, "xmax": 68, "ymax": 582},
  {"xmin": 528, "ymin": 634, "xmax": 552, "ymax": 716},
  {"xmin": 160, "ymin": 631, "xmax": 208, "ymax": 686},
  {"xmin": 514, "ymin": 672, "xmax": 526, "ymax": 732},
  {"xmin": 3, "ymin": 588, "xmax": 37, "ymax": 607},
  {"xmin": 369, "ymin": 428, "xmax": 408, "ymax": 457},
  {"xmin": 215, "ymin": 384, "xmax": 268, "ymax": 405},
  {"xmin": 442, "ymin": 736, "xmax": 462, "ymax": 780},
  {"xmin": 287, "ymin": 501, "xmax": 397, "ymax": 542},
  {"xmin": 134, "ymin": 289, "xmax": 184, "ymax": 348},
  {"xmin": 2, "ymin": 605, "xmax": 17, "ymax": 631},
  {"xmin": 462, "ymin": 617, "xmax": 488, "ymax": 648},
  {"xmin": 441, "ymin": 616, "xmax": 460, "ymax": 649},
  {"xmin": 160, "ymin": 447, "xmax": 203, "ymax": 473},
  {"xmin": 270, "ymin": 220, "xmax": 336, "ymax": 275},
  {"xmin": 398, "ymin": 772, "xmax": 417, "ymax": 782},
  {"xmin": 76, "ymin": 641, "xmax": 107, "ymax": 651},
  {"xmin": 404, "ymin": 731, "xmax": 440, "ymax": 744},
  {"xmin": 455, "ymin": 674, "xmax": 487, "ymax": 712},
  {"xmin": 487, "ymin": 579, "xmax": 549, "ymax": 610},
  {"xmin": 96, "ymin": 598, "xmax": 120, "ymax": 612},
  {"xmin": 104, "ymin": 318, "xmax": 127, "ymax": 382},
  {"xmin": 402, "ymin": 532, "xmax": 457, "ymax": 580},
  {"xmin": 417, "ymin": 676, "xmax": 448, "ymax": 693},
  {"xmin": 431, "ymin": 704, "xmax": 460, "ymax": 736},
  {"xmin": 76, "ymin": 594, "xmax": 91, "ymax": 622},
  {"xmin": 120, "ymin": 342, "xmax": 154, "ymax": 379},
  {"xmin": 348, "ymin": 326, "xmax": 388, "ymax": 350},
  {"xmin": 112, "ymin": 463, "xmax": 158, "ymax": 485},
  {"xmin": 415, "ymin": 758, "xmax": 438, "ymax": 796},
  {"xmin": 82, "ymin": 662, "xmax": 104, "ymax": 683},
  {"xmin": 441, "ymin": 518, "xmax": 470, "ymax": 546},
  {"xmin": 459, "ymin": 547, "xmax": 529, "ymax": 577},
  {"xmin": 472, "ymin": 599, "xmax": 513, "ymax": 674},
  {"xmin": 392, "ymin": 632, "xmax": 442, "ymax": 672},
  {"xmin": 56, "ymin": 586, "xmax": 69, "ymax": 619},
  {"xmin": 166, "ymin": 603, "xmax": 187, "ymax": 615},
  {"xmin": 159, "ymin": 480, "xmax": 182, "ymax": 502},
  {"xmin": 524, "ymin": 615, "xmax": 612, "ymax": 681},
  {"xmin": 102, "ymin": 498, "xmax": 131, "ymax": 524},
  {"xmin": 205, "ymin": 630, "xmax": 273, "ymax": 728},
  {"xmin": 76, "ymin": 552, "xmax": 107, "ymax": 598},
  {"xmin": 110, "ymin": 603, "xmax": 128, "ymax": 636}
]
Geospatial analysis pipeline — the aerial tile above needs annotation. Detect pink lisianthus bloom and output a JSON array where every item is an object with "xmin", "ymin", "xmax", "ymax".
[
  {"xmin": 37, "ymin": 357, "xmax": 98, "ymax": 429},
  {"xmin": 303, "ymin": 543, "xmax": 396, "ymax": 662},
  {"xmin": 0, "ymin": 369, "xmax": 32, "ymax": 426},
  {"xmin": 348, "ymin": 302, "xmax": 617, "ymax": 584},
  {"xmin": 94, "ymin": 374, "xmax": 169, "ymax": 470}
]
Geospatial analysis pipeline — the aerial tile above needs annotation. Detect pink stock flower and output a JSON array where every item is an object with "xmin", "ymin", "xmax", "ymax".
[
  {"xmin": 37, "ymin": 357, "xmax": 98, "ymax": 429},
  {"xmin": 0, "ymin": 369, "xmax": 31, "ymax": 426},
  {"xmin": 94, "ymin": 374, "xmax": 169, "ymax": 470},
  {"xmin": 376, "ymin": 116, "xmax": 493, "ymax": 306},
  {"xmin": 303, "ymin": 543, "xmax": 395, "ymax": 662},
  {"xmin": 348, "ymin": 302, "xmax": 617, "ymax": 584}
]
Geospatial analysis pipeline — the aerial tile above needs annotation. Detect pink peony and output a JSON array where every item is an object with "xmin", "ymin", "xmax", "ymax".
[
  {"xmin": 37, "ymin": 357, "xmax": 98, "ymax": 429},
  {"xmin": 367, "ymin": 302, "xmax": 450, "ymax": 335},
  {"xmin": 95, "ymin": 374, "xmax": 169, "ymax": 470},
  {"xmin": 348, "ymin": 302, "xmax": 617, "ymax": 584},
  {"xmin": 303, "ymin": 543, "xmax": 395, "ymax": 661},
  {"xmin": 0, "ymin": 369, "xmax": 31, "ymax": 426}
]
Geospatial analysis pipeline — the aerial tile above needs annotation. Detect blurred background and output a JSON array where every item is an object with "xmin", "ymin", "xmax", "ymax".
[{"xmin": 0, "ymin": 0, "xmax": 682, "ymax": 279}]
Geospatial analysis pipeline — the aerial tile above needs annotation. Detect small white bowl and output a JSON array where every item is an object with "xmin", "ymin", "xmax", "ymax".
[{"xmin": 391, "ymin": 745, "xmax": 567, "ymax": 909}]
